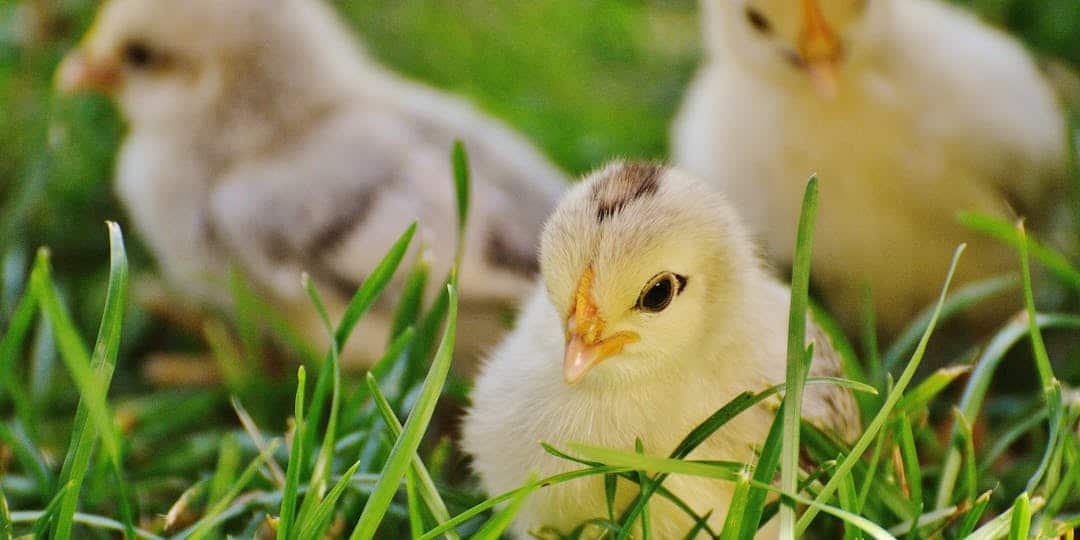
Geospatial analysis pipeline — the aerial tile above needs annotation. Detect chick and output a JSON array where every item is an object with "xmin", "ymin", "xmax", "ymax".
[
  {"xmin": 463, "ymin": 162, "xmax": 860, "ymax": 538},
  {"xmin": 673, "ymin": 0, "xmax": 1067, "ymax": 336},
  {"xmin": 56, "ymin": 0, "xmax": 567, "ymax": 364}
]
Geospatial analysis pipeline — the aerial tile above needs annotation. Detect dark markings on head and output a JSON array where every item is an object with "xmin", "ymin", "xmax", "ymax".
[
  {"xmin": 591, "ymin": 162, "xmax": 666, "ymax": 223},
  {"xmin": 485, "ymin": 227, "xmax": 540, "ymax": 276}
]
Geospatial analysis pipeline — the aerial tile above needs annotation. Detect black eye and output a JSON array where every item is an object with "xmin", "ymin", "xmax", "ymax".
[
  {"xmin": 122, "ymin": 41, "xmax": 154, "ymax": 68},
  {"xmin": 745, "ymin": 7, "xmax": 773, "ymax": 35},
  {"xmin": 636, "ymin": 273, "xmax": 687, "ymax": 313}
]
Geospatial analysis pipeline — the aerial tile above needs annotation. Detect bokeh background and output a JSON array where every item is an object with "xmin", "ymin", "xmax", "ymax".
[{"xmin": 3, "ymin": 0, "xmax": 1079, "ymax": 352}]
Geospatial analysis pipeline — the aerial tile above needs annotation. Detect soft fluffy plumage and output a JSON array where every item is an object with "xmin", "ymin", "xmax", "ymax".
[
  {"xmin": 673, "ymin": 0, "xmax": 1067, "ymax": 335},
  {"xmin": 463, "ymin": 162, "xmax": 860, "ymax": 538},
  {"xmin": 57, "ymin": 0, "xmax": 567, "ymax": 363}
]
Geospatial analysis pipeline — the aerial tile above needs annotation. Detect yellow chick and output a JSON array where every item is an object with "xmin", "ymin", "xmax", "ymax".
[
  {"xmin": 673, "ymin": 0, "xmax": 1068, "ymax": 335},
  {"xmin": 463, "ymin": 162, "xmax": 860, "ymax": 538}
]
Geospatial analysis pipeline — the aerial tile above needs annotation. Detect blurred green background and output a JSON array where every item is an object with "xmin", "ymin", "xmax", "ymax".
[{"xmin": 1, "ymin": 0, "xmax": 1079, "ymax": 407}]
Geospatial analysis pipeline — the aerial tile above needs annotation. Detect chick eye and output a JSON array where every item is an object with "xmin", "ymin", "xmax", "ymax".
[
  {"xmin": 636, "ymin": 272, "xmax": 687, "ymax": 313},
  {"xmin": 122, "ymin": 41, "xmax": 154, "ymax": 68},
  {"xmin": 745, "ymin": 7, "xmax": 773, "ymax": 35}
]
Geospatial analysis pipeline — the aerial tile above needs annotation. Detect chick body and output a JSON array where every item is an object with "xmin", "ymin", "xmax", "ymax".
[
  {"xmin": 463, "ymin": 163, "xmax": 859, "ymax": 538},
  {"xmin": 62, "ymin": 0, "xmax": 566, "ymax": 363},
  {"xmin": 673, "ymin": 0, "xmax": 1066, "ymax": 335}
]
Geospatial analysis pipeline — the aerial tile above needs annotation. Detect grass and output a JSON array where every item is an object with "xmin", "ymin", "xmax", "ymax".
[{"xmin": 1, "ymin": 0, "xmax": 1080, "ymax": 538}]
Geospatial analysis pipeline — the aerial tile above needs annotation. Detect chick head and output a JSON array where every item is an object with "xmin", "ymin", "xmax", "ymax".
[
  {"xmin": 709, "ymin": 0, "xmax": 888, "ymax": 99},
  {"xmin": 540, "ymin": 162, "xmax": 759, "ymax": 386},
  {"xmin": 55, "ymin": 0, "xmax": 359, "ymax": 130}
]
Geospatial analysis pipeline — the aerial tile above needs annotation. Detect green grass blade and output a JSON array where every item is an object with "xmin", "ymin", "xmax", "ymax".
[
  {"xmin": 406, "ymin": 468, "xmax": 425, "ymax": 539},
  {"xmin": 451, "ymin": 141, "xmax": 471, "ymax": 242},
  {"xmin": 208, "ymin": 435, "xmax": 242, "ymax": 512},
  {"xmin": 953, "ymin": 408, "xmax": 978, "ymax": 504},
  {"xmin": 296, "ymin": 460, "xmax": 363, "ymax": 536},
  {"xmin": 965, "ymin": 496, "xmax": 1044, "ymax": 540},
  {"xmin": 0, "ymin": 480, "xmax": 11, "ymax": 540},
  {"xmin": 334, "ymin": 221, "xmax": 418, "ymax": 348},
  {"xmin": 718, "ymin": 467, "xmax": 752, "ymax": 540},
  {"xmin": 296, "ymin": 275, "xmax": 344, "ymax": 527},
  {"xmin": 780, "ymin": 176, "xmax": 819, "ymax": 539},
  {"xmin": 417, "ymin": 467, "xmax": 626, "ymax": 540},
  {"xmin": 955, "ymin": 491, "xmax": 993, "ymax": 538},
  {"xmin": 0, "ymin": 286, "xmax": 39, "ymax": 435},
  {"xmin": 0, "ymin": 421, "xmax": 51, "ymax": 500},
  {"xmin": 350, "ymin": 284, "xmax": 458, "ymax": 540},
  {"xmin": 1007, "ymin": 493, "xmax": 1031, "ymax": 540},
  {"xmin": 796, "ymin": 245, "xmax": 966, "ymax": 534},
  {"xmin": 737, "ymin": 399, "xmax": 786, "ymax": 540},
  {"xmin": 467, "ymin": 477, "xmax": 537, "ymax": 540},
  {"xmin": 570, "ymin": 444, "xmax": 897, "ymax": 540},
  {"xmin": 45, "ymin": 222, "xmax": 132, "ymax": 539},
  {"xmin": 181, "ymin": 439, "xmax": 281, "ymax": 540},
  {"xmin": 895, "ymin": 365, "xmax": 971, "ymax": 416},
  {"xmin": 391, "ymin": 254, "xmax": 429, "ymax": 342},
  {"xmin": 31, "ymin": 480, "xmax": 75, "ymax": 538},
  {"xmin": 882, "ymin": 274, "xmax": 1017, "ymax": 375},
  {"xmin": 896, "ymin": 414, "xmax": 922, "ymax": 510},
  {"xmin": 304, "ymin": 221, "xmax": 417, "ymax": 474},
  {"xmin": 277, "ymin": 366, "xmax": 306, "ymax": 540},
  {"xmin": 365, "ymin": 373, "xmax": 457, "ymax": 539},
  {"xmin": 959, "ymin": 211, "xmax": 1080, "ymax": 292},
  {"xmin": 934, "ymin": 312, "xmax": 1080, "ymax": 508},
  {"xmin": 838, "ymin": 458, "xmax": 861, "ymax": 540}
]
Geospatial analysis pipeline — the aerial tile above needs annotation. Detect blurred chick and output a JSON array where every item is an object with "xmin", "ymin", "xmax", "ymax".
[
  {"xmin": 673, "ymin": 0, "xmax": 1067, "ymax": 336},
  {"xmin": 463, "ymin": 162, "xmax": 860, "ymax": 538},
  {"xmin": 57, "ymin": 0, "xmax": 567, "ymax": 364}
]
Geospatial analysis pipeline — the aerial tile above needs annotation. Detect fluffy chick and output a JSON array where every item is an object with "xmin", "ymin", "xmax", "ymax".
[
  {"xmin": 57, "ymin": 0, "xmax": 567, "ymax": 364},
  {"xmin": 673, "ymin": 0, "xmax": 1067, "ymax": 335},
  {"xmin": 463, "ymin": 162, "xmax": 860, "ymax": 538}
]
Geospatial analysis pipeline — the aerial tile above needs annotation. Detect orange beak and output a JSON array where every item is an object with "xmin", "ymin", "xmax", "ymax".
[
  {"xmin": 798, "ymin": 0, "xmax": 842, "ymax": 99},
  {"xmin": 56, "ymin": 50, "xmax": 120, "ymax": 94},
  {"xmin": 563, "ymin": 267, "xmax": 639, "ymax": 384}
]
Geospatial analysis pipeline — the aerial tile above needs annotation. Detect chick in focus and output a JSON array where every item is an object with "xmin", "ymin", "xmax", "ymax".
[
  {"xmin": 673, "ymin": 0, "xmax": 1067, "ymax": 336},
  {"xmin": 56, "ymin": 0, "xmax": 567, "ymax": 364},
  {"xmin": 463, "ymin": 162, "xmax": 860, "ymax": 538}
]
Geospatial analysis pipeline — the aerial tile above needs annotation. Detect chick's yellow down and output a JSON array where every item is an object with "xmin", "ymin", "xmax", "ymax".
[
  {"xmin": 57, "ymin": 0, "xmax": 567, "ymax": 364},
  {"xmin": 463, "ymin": 162, "xmax": 860, "ymax": 538},
  {"xmin": 673, "ymin": 0, "xmax": 1067, "ymax": 335}
]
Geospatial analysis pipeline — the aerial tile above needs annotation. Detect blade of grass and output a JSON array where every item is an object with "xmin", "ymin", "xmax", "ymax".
[
  {"xmin": 207, "ymin": 435, "xmax": 241, "ymax": 513},
  {"xmin": 934, "ymin": 312, "xmax": 1080, "ymax": 508},
  {"xmin": 796, "ymin": 245, "xmax": 966, "ymax": 534},
  {"xmin": 895, "ymin": 365, "xmax": 971, "ymax": 416},
  {"xmin": 467, "ymin": 476, "xmax": 537, "ymax": 540},
  {"xmin": 180, "ymin": 439, "xmax": 281, "ymax": 540},
  {"xmin": 230, "ymin": 397, "xmax": 286, "ymax": 486},
  {"xmin": 295, "ymin": 275, "xmax": 344, "ymax": 527},
  {"xmin": 365, "ymin": 374, "xmax": 457, "ymax": 540},
  {"xmin": 0, "ymin": 286, "xmax": 38, "ymax": 436},
  {"xmin": 1007, "ymin": 493, "xmax": 1031, "ymax": 540},
  {"xmin": 896, "ymin": 414, "xmax": 922, "ymax": 510},
  {"xmin": 406, "ymin": 467, "xmax": 425, "ymax": 539},
  {"xmin": 965, "ymin": 496, "xmax": 1044, "ymax": 540},
  {"xmin": 45, "ymin": 223, "xmax": 133, "ymax": 539},
  {"xmin": 570, "ymin": 444, "xmax": 898, "ymax": 540},
  {"xmin": 295, "ymin": 460, "xmax": 363, "ymax": 535},
  {"xmin": 0, "ymin": 481, "xmax": 10, "ymax": 540},
  {"xmin": 276, "ymin": 366, "xmax": 306, "ymax": 540},
  {"xmin": 350, "ymin": 284, "xmax": 458, "ymax": 540},
  {"xmin": 304, "ymin": 222, "xmax": 418, "ymax": 469},
  {"xmin": 736, "ymin": 396, "xmax": 787, "ymax": 540},
  {"xmin": 780, "ymin": 176, "xmax": 819, "ymax": 539},
  {"xmin": 955, "ymin": 491, "xmax": 993, "ymax": 538}
]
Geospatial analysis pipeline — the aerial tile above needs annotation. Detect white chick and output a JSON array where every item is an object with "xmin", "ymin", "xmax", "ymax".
[
  {"xmin": 463, "ymin": 162, "xmax": 860, "ymax": 538},
  {"xmin": 673, "ymin": 0, "xmax": 1067, "ymax": 335},
  {"xmin": 56, "ymin": 0, "xmax": 567, "ymax": 364}
]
